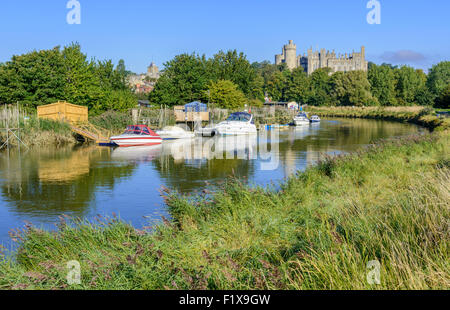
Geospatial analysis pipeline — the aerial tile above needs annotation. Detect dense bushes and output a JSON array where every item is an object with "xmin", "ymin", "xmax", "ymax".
[{"xmin": 0, "ymin": 43, "xmax": 136, "ymax": 114}]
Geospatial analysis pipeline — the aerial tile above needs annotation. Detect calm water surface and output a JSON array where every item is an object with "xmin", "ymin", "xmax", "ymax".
[{"xmin": 0, "ymin": 119, "xmax": 425, "ymax": 247}]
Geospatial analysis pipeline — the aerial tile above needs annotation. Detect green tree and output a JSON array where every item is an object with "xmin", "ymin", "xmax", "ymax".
[
  {"xmin": 208, "ymin": 50, "xmax": 262, "ymax": 99},
  {"xmin": 149, "ymin": 53, "xmax": 209, "ymax": 106},
  {"xmin": 308, "ymin": 68, "xmax": 333, "ymax": 106},
  {"xmin": 427, "ymin": 61, "xmax": 450, "ymax": 98},
  {"xmin": 208, "ymin": 80, "xmax": 248, "ymax": 109},
  {"xmin": 0, "ymin": 47, "xmax": 66, "ymax": 108},
  {"xmin": 62, "ymin": 43, "xmax": 104, "ymax": 111},
  {"xmin": 394, "ymin": 66, "xmax": 427, "ymax": 106},
  {"xmin": 331, "ymin": 71, "xmax": 376, "ymax": 106},
  {"xmin": 266, "ymin": 71, "xmax": 289, "ymax": 102},
  {"xmin": 435, "ymin": 84, "xmax": 450, "ymax": 109},
  {"xmin": 368, "ymin": 64, "xmax": 397, "ymax": 106},
  {"xmin": 284, "ymin": 68, "xmax": 310, "ymax": 103},
  {"xmin": 99, "ymin": 89, "xmax": 137, "ymax": 113}
]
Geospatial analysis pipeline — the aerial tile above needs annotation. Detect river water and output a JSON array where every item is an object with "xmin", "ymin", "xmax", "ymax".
[{"xmin": 0, "ymin": 118, "xmax": 425, "ymax": 247}]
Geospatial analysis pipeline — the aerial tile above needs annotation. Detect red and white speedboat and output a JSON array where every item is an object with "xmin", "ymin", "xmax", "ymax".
[{"xmin": 110, "ymin": 125, "xmax": 162, "ymax": 147}]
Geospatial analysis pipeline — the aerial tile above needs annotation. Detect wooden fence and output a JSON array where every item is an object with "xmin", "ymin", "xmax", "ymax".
[{"xmin": 37, "ymin": 101, "xmax": 88, "ymax": 123}]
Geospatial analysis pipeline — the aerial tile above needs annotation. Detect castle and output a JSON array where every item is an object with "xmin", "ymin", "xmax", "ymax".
[
  {"xmin": 128, "ymin": 62, "xmax": 160, "ymax": 94},
  {"xmin": 275, "ymin": 40, "xmax": 368, "ymax": 74}
]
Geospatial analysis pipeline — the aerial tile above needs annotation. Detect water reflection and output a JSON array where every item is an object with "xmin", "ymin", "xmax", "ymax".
[
  {"xmin": 0, "ymin": 146, "xmax": 136, "ymax": 218},
  {"xmin": 0, "ymin": 119, "xmax": 424, "ymax": 245}
]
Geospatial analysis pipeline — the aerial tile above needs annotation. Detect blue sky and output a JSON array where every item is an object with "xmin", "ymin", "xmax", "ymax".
[{"xmin": 0, "ymin": 0, "xmax": 449, "ymax": 73}]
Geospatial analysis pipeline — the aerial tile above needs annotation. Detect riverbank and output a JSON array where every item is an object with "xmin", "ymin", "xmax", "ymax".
[
  {"xmin": 305, "ymin": 106, "xmax": 450, "ymax": 131},
  {"xmin": 0, "ymin": 123, "xmax": 448, "ymax": 289},
  {"xmin": 0, "ymin": 117, "xmax": 76, "ymax": 148}
]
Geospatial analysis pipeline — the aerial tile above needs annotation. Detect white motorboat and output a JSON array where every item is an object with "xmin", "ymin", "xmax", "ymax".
[
  {"xmin": 213, "ymin": 112, "xmax": 257, "ymax": 136},
  {"xmin": 110, "ymin": 125, "xmax": 162, "ymax": 147},
  {"xmin": 310, "ymin": 115, "xmax": 321, "ymax": 123},
  {"xmin": 156, "ymin": 126, "xmax": 195, "ymax": 140},
  {"xmin": 293, "ymin": 113, "xmax": 310, "ymax": 126}
]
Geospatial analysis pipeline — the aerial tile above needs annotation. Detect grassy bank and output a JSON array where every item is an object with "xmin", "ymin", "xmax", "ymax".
[
  {"xmin": 305, "ymin": 106, "xmax": 450, "ymax": 132},
  {"xmin": 0, "ymin": 126, "xmax": 448, "ymax": 289},
  {"xmin": 0, "ymin": 117, "xmax": 76, "ymax": 147}
]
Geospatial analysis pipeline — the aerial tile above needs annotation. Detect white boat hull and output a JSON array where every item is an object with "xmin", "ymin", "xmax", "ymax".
[
  {"xmin": 110, "ymin": 134, "xmax": 162, "ymax": 147},
  {"xmin": 214, "ymin": 122, "xmax": 257, "ymax": 136},
  {"xmin": 294, "ymin": 119, "xmax": 310, "ymax": 126}
]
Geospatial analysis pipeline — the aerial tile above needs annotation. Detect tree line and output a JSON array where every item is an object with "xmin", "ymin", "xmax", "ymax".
[
  {"xmin": 0, "ymin": 44, "xmax": 448, "ymax": 113},
  {"xmin": 0, "ymin": 43, "xmax": 136, "ymax": 114},
  {"xmin": 149, "ymin": 51, "xmax": 449, "ymax": 109}
]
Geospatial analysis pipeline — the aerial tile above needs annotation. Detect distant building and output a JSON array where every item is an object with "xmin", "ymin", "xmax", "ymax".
[
  {"xmin": 147, "ymin": 62, "xmax": 160, "ymax": 80},
  {"xmin": 275, "ymin": 40, "xmax": 368, "ymax": 74},
  {"xmin": 128, "ymin": 62, "xmax": 161, "ymax": 94}
]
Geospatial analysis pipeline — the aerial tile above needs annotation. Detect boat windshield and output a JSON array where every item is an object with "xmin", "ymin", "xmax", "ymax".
[
  {"xmin": 227, "ymin": 113, "xmax": 252, "ymax": 122},
  {"xmin": 123, "ymin": 126, "xmax": 151, "ymax": 135}
]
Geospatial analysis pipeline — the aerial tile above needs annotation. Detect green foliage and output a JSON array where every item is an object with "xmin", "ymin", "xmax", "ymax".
[
  {"xmin": 435, "ymin": 84, "xmax": 450, "ymax": 109},
  {"xmin": 149, "ymin": 53, "xmax": 209, "ymax": 106},
  {"xmin": 208, "ymin": 50, "xmax": 263, "ymax": 100},
  {"xmin": 207, "ymin": 80, "xmax": 248, "ymax": 109},
  {"xmin": 427, "ymin": 61, "xmax": 450, "ymax": 97},
  {"xmin": 331, "ymin": 71, "xmax": 377, "ymax": 106},
  {"xmin": 308, "ymin": 68, "xmax": 332, "ymax": 106},
  {"xmin": 0, "ymin": 43, "xmax": 134, "ymax": 113},
  {"xmin": 90, "ymin": 110, "xmax": 131, "ymax": 132},
  {"xmin": 394, "ymin": 66, "xmax": 427, "ymax": 106},
  {"xmin": 368, "ymin": 64, "xmax": 397, "ymax": 106},
  {"xmin": 149, "ymin": 50, "xmax": 263, "ymax": 106},
  {"xmin": 97, "ymin": 90, "xmax": 137, "ymax": 114}
]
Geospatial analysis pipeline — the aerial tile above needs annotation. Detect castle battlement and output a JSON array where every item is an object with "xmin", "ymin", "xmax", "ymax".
[{"xmin": 275, "ymin": 40, "xmax": 368, "ymax": 74}]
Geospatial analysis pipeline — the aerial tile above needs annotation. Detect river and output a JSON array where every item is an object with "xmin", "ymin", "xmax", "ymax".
[{"xmin": 0, "ymin": 118, "xmax": 425, "ymax": 248}]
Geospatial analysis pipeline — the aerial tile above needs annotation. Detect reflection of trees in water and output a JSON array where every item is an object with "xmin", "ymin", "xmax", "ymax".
[
  {"xmin": 0, "ymin": 146, "xmax": 136, "ymax": 218},
  {"xmin": 284, "ymin": 118, "xmax": 421, "ymax": 153},
  {"xmin": 153, "ymin": 156, "xmax": 255, "ymax": 193},
  {"xmin": 275, "ymin": 119, "xmax": 421, "ymax": 176}
]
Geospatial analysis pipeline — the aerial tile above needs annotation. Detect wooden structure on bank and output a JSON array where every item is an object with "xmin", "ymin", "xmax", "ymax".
[
  {"xmin": 37, "ymin": 101, "xmax": 88, "ymax": 123},
  {"xmin": 174, "ymin": 106, "xmax": 209, "ymax": 123},
  {"xmin": 37, "ymin": 101, "xmax": 110, "ymax": 145}
]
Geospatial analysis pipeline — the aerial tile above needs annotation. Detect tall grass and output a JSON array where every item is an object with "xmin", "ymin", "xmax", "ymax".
[
  {"xmin": 0, "ymin": 116, "xmax": 74, "ymax": 147},
  {"xmin": 0, "ymin": 129, "xmax": 448, "ymax": 290}
]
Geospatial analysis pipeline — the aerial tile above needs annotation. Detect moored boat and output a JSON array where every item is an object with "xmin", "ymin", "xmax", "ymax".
[
  {"xmin": 213, "ymin": 112, "xmax": 257, "ymax": 135},
  {"xmin": 293, "ymin": 113, "xmax": 310, "ymax": 126},
  {"xmin": 310, "ymin": 115, "xmax": 321, "ymax": 123},
  {"xmin": 110, "ymin": 125, "xmax": 162, "ymax": 147}
]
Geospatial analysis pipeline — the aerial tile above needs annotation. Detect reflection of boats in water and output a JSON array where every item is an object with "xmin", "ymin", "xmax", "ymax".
[
  {"xmin": 111, "ymin": 145, "xmax": 162, "ymax": 162},
  {"xmin": 156, "ymin": 126, "xmax": 195, "ymax": 140},
  {"xmin": 161, "ymin": 135, "xmax": 258, "ymax": 160}
]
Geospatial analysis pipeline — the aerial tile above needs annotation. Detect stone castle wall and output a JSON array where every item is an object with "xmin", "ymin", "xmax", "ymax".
[{"xmin": 275, "ymin": 40, "xmax": 368, "ymax": 74}]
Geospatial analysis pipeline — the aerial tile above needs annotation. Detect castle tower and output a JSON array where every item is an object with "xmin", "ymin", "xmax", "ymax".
[{"xmin": 283, "ymin": 40, "xmax": 297, "ymax": 70}]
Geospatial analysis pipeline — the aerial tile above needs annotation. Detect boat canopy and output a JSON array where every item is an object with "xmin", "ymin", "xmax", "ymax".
[
  {"xmin": 123, "ymin": 125, "xmax": 157, "ymax": 136},
  {"xmin": 296, "ymin": 112, "xmax": 309, "ymax": 118},
  {"xmin": 227, "ymin": 112, "xmax": 252, "ymax": 122},
  {"xmin": 185, "ymin": 101, "xmax": 208, "ymax": 112}
]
